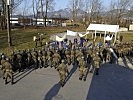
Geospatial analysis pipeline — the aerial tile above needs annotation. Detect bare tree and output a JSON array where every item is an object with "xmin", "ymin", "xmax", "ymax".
[
  {"xmin": 115, "ymin": 0, "xmax": 133, "ymax": 25},
  {"xmin": 69, "ymin": 0, "xmax": 85, "ymax": 22},
  {"xmin": 89, "ymin": 0, "xmax": 103, "ymax": 23},
  {"xmin": 44, "ymin": 0, "xmax": 54, "ymax": 27}
]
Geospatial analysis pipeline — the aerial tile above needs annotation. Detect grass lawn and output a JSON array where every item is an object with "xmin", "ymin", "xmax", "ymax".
[
  {"xmin": 0, "ymin": 26, "xmax": 133, "ymax": 55},
  {"xmin": 0, "ymin": 26, "xmax": 86, "ymax": 55}
]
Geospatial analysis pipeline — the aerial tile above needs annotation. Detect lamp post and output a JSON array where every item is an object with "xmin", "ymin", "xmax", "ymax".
[{"xmin": 6, "ymin": 0, "xmax": 12, "ymax": 47}]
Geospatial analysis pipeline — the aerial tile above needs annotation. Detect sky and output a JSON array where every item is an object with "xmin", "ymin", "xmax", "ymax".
[
  {"xmin": 54, "ymin": 0, "xmax": 112, "ymax": 10},
  {"xmin": 54, "ymin": 0, "xmax": 70, "ymax": 10},
  {"xmin": 14, "ymin": 0, "xmax": 112, "ymax": 15}
]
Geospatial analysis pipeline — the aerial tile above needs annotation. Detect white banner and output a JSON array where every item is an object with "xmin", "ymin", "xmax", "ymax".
[
  {"xmin": 33, "ymin": 36, "xmax": 37, "ymax": 41},
  {"xmin": 78, "ymin": 32, "xmax": 89, "ymax": 37},
  {"xmin": 67, "ymin": 30, "xmax": 77, "ymax": 36},
  {"xmin": 56, "ymin": 34, "xmax": 66, "ymax": 42}
]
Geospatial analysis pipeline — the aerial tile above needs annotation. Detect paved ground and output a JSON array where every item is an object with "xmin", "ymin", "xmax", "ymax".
[
  {"xmin": 0, "ymin": 59, "xmax": 133, "ymax": 100},
  {"xmin": 0, "ymin": 33, "xmax": 133, "ymax": 100}
]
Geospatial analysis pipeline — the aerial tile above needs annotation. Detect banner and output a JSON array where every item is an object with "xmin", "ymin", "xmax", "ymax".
[
  {"xmin": 56, "ymin": 34, "xmax": 66, "ymax": 42},
  {"xmin": 78, "ymin": 32, "xmax": 89, "ymax": 37},
  {"xmin": 105, "ymin": 35, "xmax": 112, "ymax": 41},
  {"xmin": 33, "ymin": 36, "xmax": 37, "ymax": 41},
  {"xmin": 67, "ymin": 30, "xmax": 77, "ymax": 36}
]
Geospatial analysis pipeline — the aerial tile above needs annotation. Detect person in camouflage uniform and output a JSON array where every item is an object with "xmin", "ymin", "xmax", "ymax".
[
  {"xmin": 27, "ymin": 49, "xmax": 33, "ymax": 68},
  {"xmin": 93, "ymin": 52, "xmax": 101, "ymax": 75},
  {"xmin": 68, "ymin": 40, "xmax": 72, "ymax": 49},
  {"xmin": 102, "ymin": 47, "xmax": 108, "ymax": 63},
  {"xmin": 76, "ymin": 48, "xmax": 84, "ymax": 64},
  {"xmin": 47, "ymin": 48, "xmax": 53, "ymax": 67},
  {"xmin": 38, "ymin": 50, "xmax": 43, "ymax": 68},
  {"xmin": 31, "ymin": 49, "xmax": 38, "ymax": 69},
  {"xmin": 53, "ymin": 50, "xmax": 60, "ymax": 69},
  {"xmin": 65, "ymin": 48, "xmax": 71, "ymax": 65},
  {"xmin": 16, "ymin": 51, "xmax": 23, "ymax": 72},
  {"xmin": 87, "ymin": 48, "xmax": 92, "ymax": 64},
  {"xmin": 42, "ymin": 48, "xmax": 47, "ymax": 68},
  {"xmin": 1, "ymin": 56, "xmax": 13, "ymax": 85},
  {"xmin": 10, "ymin": 51, "xmax": 18, "ymax": 72},
  {"xmin": 78, "ymin": 56, "xmax": 87, "ymax": 81},
  {"xmin": 71, "ymin": 48, "xmax": 75, "ymax": 65},
  {"xmin": 57, "ymin": 60, "xmax": 69, "ymax": 87}
]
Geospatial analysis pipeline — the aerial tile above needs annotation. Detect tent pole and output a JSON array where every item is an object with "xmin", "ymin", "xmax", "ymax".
[
  {"xmin": 113, "ymin": 32, "xmax": 117, "ymax": 46},
  {"xmin": 94, "ymin": 30, "xmax": 96, "ymax": 41},
  {"xmin": 104, "ymin": 31, "xmax": 107, "ymax": 44},
  {"xmin": 92, "ymin": 31, "xmax": 93, "ymax": 39},
  {"xmin": 100, "ymin": 32, "xmax": 101, "ymax": 40}
]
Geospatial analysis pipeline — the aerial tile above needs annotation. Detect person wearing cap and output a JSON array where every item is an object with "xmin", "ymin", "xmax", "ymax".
[
  {"xmin": 46, "ymin": 48, "xmax": 53, "ymax": 68},
  {"xmin": 65, "ymin": 48, "xmax": 71, "ymax": 65},
  {"xmin": 93, "ymin": 52, "xmax": 101, "ymax": 75},
  {"xmin": 53, "ymin": 50, "xmax": 60, "ymax": 69},
  {"xmin": 1, "ymin": 56, "xmax": 14, "ymax": 85},
  {"xmin": 16, "ymin": 51, "xmax": 23, "ymax": 72},
  {"xmin": 78, "ymin": 56, "xmax": 87, "ymax": 81},
  {"xmin": 27, "ymin": 49, "xmax": 32, "ymax": 68},
  {"xmin": 38, "ymin": 50, "xmax": 43, "ymax": 68},
  {"xmin": 57, "ymin": 60, "xmax": 69, "ymax": 87},
  {"xmin": 31, "ymin": 49, "xmax": 39, "ymax": 69}
]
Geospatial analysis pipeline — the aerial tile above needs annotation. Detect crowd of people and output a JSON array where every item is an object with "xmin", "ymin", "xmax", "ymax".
[{"xmin": 0, "ymin": 37, "xmax": 133, "ymax": 87}]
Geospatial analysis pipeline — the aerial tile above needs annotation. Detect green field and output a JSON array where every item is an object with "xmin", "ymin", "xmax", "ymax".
[
  {"xmin": 0, "ymin": 26, "xmax": 86, "ymax": 55},
  {"xmin": 0, "ymin": 26, "xmax": 133, "ymax": 55}
]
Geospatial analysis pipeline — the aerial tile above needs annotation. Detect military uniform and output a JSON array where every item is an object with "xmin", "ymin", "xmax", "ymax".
[
  {"xmin": 47, "ymin": 50, "xmax": 53, "ymax": 67},
  {"xmin": 78, "ymin": 57, "xmax": 87, "ymax": 81},
  {"xmin": 71, "ymin": 50, "xmax": 75, "ymax": 65},
  {"xmin": 53, "ymin": 51, "xmax": 60, "ymax": 69},
  {"xmin": 93, "ymin": 52, "xmax": 101, "ymax": 75},
  {"xmin": 38, "ymin": 50, "xmax": 43, "ymax": 68},
  {"xmin": 42, "ymin": 50, "xmax": 47, "ymax": 68},
  {"xmin": 27, "ymin": 51, "xmax": 32, "ymax": 67},
  {"xmin": 57, "ymin": 60, "xmax": 69, "ymax": 87},
  {"xmin": 65, "ymin": 49, "xmax": 71, "ymax": 65},
  {"xmin": 31, "ymin": 50, "xmax": 38, "ymax": 69},
  {"xmin": 1, "ymin": 58, "xmax": 13, "ymax": 84},
  {"xmin": 16, "ymin": 52, "xmax": 23, "ymax": 72}
]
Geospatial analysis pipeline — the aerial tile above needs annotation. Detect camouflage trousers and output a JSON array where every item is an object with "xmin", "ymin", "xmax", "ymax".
[
  {"xmin": 4, "ymin": 70, "xmax": 13, "ymax": 84},
  {"xmin": 58, "ymin": 71, "xmax": 66, "ymax": 86},
  {"xmin": 79, "ymin": 67, "xmax": 87, "ymax": 80}
]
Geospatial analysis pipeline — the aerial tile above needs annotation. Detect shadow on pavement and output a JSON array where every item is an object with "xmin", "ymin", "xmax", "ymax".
[
  {"xmin": 43, "ymin": 82, "xmax": 61, "ymax": 100},
  {"xmin": 65, "ymin": 63, "xmax": 78, "ymax": 85},
  {"xmin": 86, "ymin": 64, "xmax": 133, "ymax": 100},
  {"xmin": 122, "ymin": 56, "xmax": 130, "ymax": 68},
  {"xmin": 13, "ymin": 68, "xmax": 34, "ymax": 84}
]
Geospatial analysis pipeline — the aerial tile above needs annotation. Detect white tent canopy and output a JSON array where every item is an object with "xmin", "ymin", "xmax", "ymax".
[
  {"xmin": 87, "ymin": 24, "xmax": 119, "ymax": 33},
  {"xmin": 105, "ymin": 35, "xmax": 112, "ymax": 41},
  {"xmin": 87, "ymin": 24, "xmax": 119, "ymax": 45}
]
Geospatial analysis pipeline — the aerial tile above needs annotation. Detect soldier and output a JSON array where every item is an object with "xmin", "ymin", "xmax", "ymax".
[
  {"xmin": 47, "ymin": 48, "xmax": 53, "ymax": 67},
  {"xmin": 71, "ymin": 48, "xmax": 75, "ymax": 65},
  {"xmin": 93, "ymin": 52, "xmax": 101, "ymax": 75},
  {"xmin": 27, "ymin": 49, "xmax": 32, "ymax": 68},
  {"xmin": 68, "ymin": 40, "xmax": 72, "ymax": 49},
  {"xmin": 53, "ymin": 50, "xmax": 60, "ymax": 69},
  {"xmin": 16, "ymin": 51, "xmax": 23, "ymax": 72},
  {"xmin": 65, "ymin": 48, "xmax": 71, "ymax": 65},
  {"xmin": 31, "ymin": 49, "xmax": 38, "ymax": 69},
  {"xmin": 42, "ymin": 48, "xmax": 47, "ymax": 68},
  {"xmin": 38, "ymin": 50, "xmax": 43, "ymax": 68},
  {"xmin": 1, "ymin": 56, "xmax": 13, "ymax": 85},
  {"xmin": 102, "ymin": 47, "xmax": 108, "ymax": 63},
  {"xmin": 87, "ymin": 48, "xmax": 92, "ymax": 64},
  {"xmin": 57, "ymin": 60, "xmax": 69, "ymax": 87},
  {"xmin": 21, "ymin": 50, "xmax": 28, "ymax": 69},
  {"xmin": 76, "ymin": 48, "xmax": 84, "ymax": 63},
  {"xmin": 78, "ymin": 56, "xmax": 87, "ymax": 81}
]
